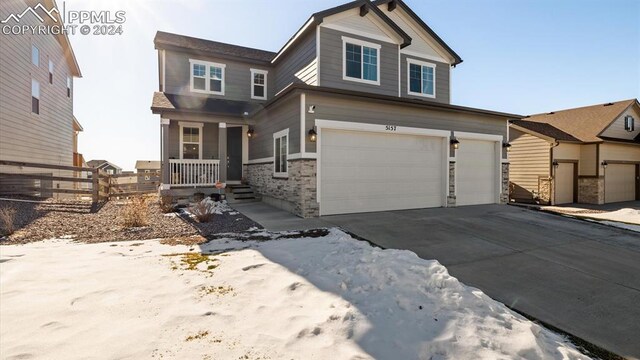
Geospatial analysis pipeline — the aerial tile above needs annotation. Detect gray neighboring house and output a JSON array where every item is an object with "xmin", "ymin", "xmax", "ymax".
[
  {"xmin": 87, "ymin": 160, "xmax": 122, "ymax": 175},
  {"xmin": 135, "ymin": 160, "xmax": 161, "ymax": 190},
  {"xmin": 151, "ymin": 0, "xmax": 521, "ymax": 217}
]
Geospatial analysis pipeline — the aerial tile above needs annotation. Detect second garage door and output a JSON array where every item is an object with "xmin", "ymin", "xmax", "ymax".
[
  {"xmin": 605, "ymin": 164, "xmax": 637, "ymax": 203},
  {"xmin": 456, "ymin": 139, "xmax": 498, "ymax": 206},
  {"xmin": 320, "ymin": 129, "xmax": 445, "ymax": 216}
]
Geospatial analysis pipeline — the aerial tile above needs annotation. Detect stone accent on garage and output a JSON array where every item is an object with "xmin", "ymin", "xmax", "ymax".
[
  {"xmin": 244, "ymin": 159, "xmax": 318, "ymax": 218},
  {"xmin": 538, "ymin": 177, "xmax": 553, "ymax": 205},
  {"xmin": 578, "ymin": 176, "xmax": 605, "ymax": 204},
  {"xmin": 447, "ymin": 161, "xmax": 456, "ymax": 206},
  {"xmin": 500, "ymin": 162, "xmax": 509, "ymax": 204}
]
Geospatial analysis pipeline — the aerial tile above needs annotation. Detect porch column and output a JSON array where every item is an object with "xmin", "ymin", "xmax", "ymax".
[
  {"xmin": 218, "ymin": 122, "xmax": 227, "ymax": 183},
  {"xmin": 160, "ymin": 118, "xmax": 170, "ymax": 189}
]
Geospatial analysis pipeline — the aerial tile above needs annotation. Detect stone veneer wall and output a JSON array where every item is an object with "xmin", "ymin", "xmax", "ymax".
[
  {"xmin": 447, "ymin": 161, "xmax": 456, "ymax": 206},
  {"xmin": 244, "ymin": 159, "xmax": 318, "ymax": 218},
  {"xmin": 538, "ymin": 178, "xmax": 552, "ymax": 205},
  {"xmin": 578, "ymin": 177, "xmax": 604, "ymax": 204},
  {"xmin": 500, "ymin": 163, "xmax": 509, "ymax": 204}
]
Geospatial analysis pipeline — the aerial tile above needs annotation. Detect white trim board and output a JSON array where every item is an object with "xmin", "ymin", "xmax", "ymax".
[
  {"xmin": 178, "ymin": 121, "xmax": 204, "ymax": 160},
  {"xmin": 250, "ymin": 68, "xmax": 268, "ymax": 100},
  {"xmin": 323, "ymin": 23, "xmax": 395, "ymax": 44},
  {"xmin": 341, "ymin": 36, "xmax": 381, "ymax": 86},
  {"xmin": 246, "ymin": 157, "xmax": 274, "ymax": 165},
  {"xmin": 454, "ymin": 131, "xmax": 504, "ymax": 142}
]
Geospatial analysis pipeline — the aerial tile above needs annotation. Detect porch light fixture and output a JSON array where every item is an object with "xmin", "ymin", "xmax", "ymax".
[
  {"xmin": 450, "ymin": 138, "xmax": 460, "ymax": 149},
  {"xmin": 308, "ymin": 128, "xmax": 317, "ymax": 142},
  {"xmin": 308, "ymin": 105, "xmax": 316, "ymax": 114},
  {"xmin": 552, "ymin": 160, "xmax": 559, "ymax": 168},
  {"xmin": 247, "ymin": 128, "xmax": 255, "ymax": 139},
  {"xmin": 601, "ymin": 160, "xmax": 608, "ymax": 169},
  {"xmin": 502, "ymin": 142, "xmax": 512, "ymax": 152}
]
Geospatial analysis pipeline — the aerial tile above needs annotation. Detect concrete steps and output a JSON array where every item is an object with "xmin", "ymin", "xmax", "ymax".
[{"xmin": 226, "ymin": 184, "xmax": 260, "ymax": 204}]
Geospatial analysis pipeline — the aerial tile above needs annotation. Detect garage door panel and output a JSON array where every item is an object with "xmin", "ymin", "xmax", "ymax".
[
  {"xmin": 320, "ymin": 129, "xmax": 444, "ymax": 215},
  {"xmin": 605, "ymin": 164, "xmax": 636, "ymax": 203},
  {"xmin": 456, "ymin": 139, "xmax": 497, "ymax": 206}
]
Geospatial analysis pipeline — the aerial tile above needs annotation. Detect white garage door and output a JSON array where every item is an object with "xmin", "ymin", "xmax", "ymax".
[
  {"xmin": 456, "ymin": 139, "xmax": 497, "ymax": 206},
  {"xmin": 555, "ymin": 163, "xmax": 575, "ymax": 204},
  {"xmin": 320, "ymin": 129, "xmax": 445, "ymax": 216},
  {"xmin": 605, "ymin": 164, "xmax": 636, "ymax": 203}
]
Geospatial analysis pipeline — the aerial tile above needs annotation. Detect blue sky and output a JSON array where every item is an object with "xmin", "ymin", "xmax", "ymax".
[{"xmin": 65, "ymin": 0, "xmax": 639, "ymax": 170}]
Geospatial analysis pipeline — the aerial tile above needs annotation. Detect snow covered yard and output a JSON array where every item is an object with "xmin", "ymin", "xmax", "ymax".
[
  {"xmin": 0, "ymin": 230, "xmax": 590, "ymax": 359},
  {"xmin": 541, "ymin": 206, "xmax": 640, "ymax": 232}
]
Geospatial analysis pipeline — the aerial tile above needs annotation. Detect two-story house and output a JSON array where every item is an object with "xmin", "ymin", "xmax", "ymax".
[
  {"xmin": 151, "ymin": 0, "xmax": 521, "ymax": 217},
  {"xmin": 0, "ymin": 0, "xmax": 82, "ymax": 197}
]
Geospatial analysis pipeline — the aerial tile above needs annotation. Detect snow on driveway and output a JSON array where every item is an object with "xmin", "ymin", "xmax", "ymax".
[
  {"xmin": 542, "ymin": 206, "xmax": 640, "ymax": 232},
  {"xmin": 0, "ymin": 230, "xmax": 590, "ymax": 359}
]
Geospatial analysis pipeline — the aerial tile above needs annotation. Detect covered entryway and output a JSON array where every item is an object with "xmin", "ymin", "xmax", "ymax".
[
  {"xmin": 317, "ymin": 122, "xmax": 449, "ymax": 216},
  {"xmin": 605, "ymin": 163, "xmax": 637, "ymax": 203},
  {"xmin": 455, "ymin": 134, "xmax": 501, "ymax": 206},
  {"xmin": 554, "ymin": 162, "xmax": 576, "ymax": 204}
]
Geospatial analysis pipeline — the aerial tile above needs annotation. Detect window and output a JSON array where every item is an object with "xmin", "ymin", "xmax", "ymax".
[
  {"xmin": 31, "ymin": 45, "xmax": 39, "ymax": 66},
  {"xmin": 273, "ymin": 129, "xmax": 289, "ymax": 177},
  {"xmin": 189, "ymin": 59, "xmax": 225, "ymax": 95},
  {"xmin": 66, "ymin": 76, "xmax": 71, "ymax": 98},
  {"xmin": 179, "ymin": 122, "xmax": 203, "ymax": 159},
  {"xmin": 624, "ymin": 115, "xmax": 635, "ymax": 132},
  {"xmin": 407, "ymin": 59, "xmax": 436, "ymax": 98},
  {"xmin": 342, "ymin": 36, "xmax": 380, "ymax": 85},
  {"xmin": 31, "ymin": 79, "xmax": 40, "ymax": 114},
  {"xmin": 251, "ymin": 69, "xmax": 268, "ymax": 100},
  {"xmin": 48, "ymin": 60, "xmax": 54, "ymax": 84}
]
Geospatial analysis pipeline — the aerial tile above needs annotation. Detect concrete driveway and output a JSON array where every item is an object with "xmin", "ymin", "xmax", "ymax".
[{"xmin": 234, "ymin": 202, "xmax": 640, "ymax": 358}]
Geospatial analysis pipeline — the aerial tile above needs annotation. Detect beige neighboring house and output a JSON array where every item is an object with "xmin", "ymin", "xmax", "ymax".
[
  {"xmin": 509, "ymin": 99, "xmax": 640, "ymax": 205},
  {"xmin": 135, "ymin": 160, "xmax": 161, "ymax": 190},
  {"xmin": 0, "ymin": 0, "xmax": 82, "ymax": 197}
]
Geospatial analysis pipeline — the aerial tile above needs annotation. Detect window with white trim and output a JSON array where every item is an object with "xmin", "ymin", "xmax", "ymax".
[
  {"xmin": 48, "ymin": 60, "xmax": 54, "ymax": 84},
  {"xmin": 181, "ymin": 126, "xmax": 201, "ymax": 159},
  {"xmin": 66, "ymin": 76, "xmax": 71, "ymax": 98},
  {"xmin": 190, "ymin": 59, "xmax": 225, "ymax": 95},
  {"xmin": 251, "ymin": 69, "xmax": 268, "ymax": 100},
  {"xmin": 624, "ymin": 115, "xmax": 635, "ymax": 132},
  {"xmin": 31, "ymin": 79, "xmax": 40, "ymax": 114},
  {"xmin": 342, "ymin": 36, "xmax": 380, "ymax": 85},
  {"xmin": 31, "ymin": 45, "xmax": 39, "ymax": 66},
  {"xmin": 407, "ymin": 59, "xmax": 436, "ymax": 98},
  {"xmin": 273, "ymin": 129, "xmax": 288, "ymax": 176}
]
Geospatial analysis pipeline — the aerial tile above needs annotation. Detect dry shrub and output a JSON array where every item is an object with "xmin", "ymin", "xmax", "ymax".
[
  {"xmin": 159, "ymin": 195, "xmax": 175, "ymax": 213},
  {"xmin": 190, "ymin": 201, "xmax": 215, "ymax": 223},
  {"xmin": 121, "ymin": 196, "xmax": 149, "ymax": 228},
  {"xmin": 0, "ymin": 205, "xmax": 17, "ymax": 236}
]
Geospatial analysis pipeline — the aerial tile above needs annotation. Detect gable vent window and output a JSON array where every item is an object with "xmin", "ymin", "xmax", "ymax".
[
  {"xmin": 624, "ymin": 115, "xmax": 635, "ymax": 132},
  {"xmin": 31, "ymin": 45, "xmax": 39, "ymax": 66},
  {"xmin": 48, "ymin": 60, "xmax": 54, "ymax": 84},
  {"xmin": 251, "ymin": 69, "xmax": 268, "ymax": 100},
  {"xmin": 407, "ymin": 59, "xmax": 436, "ymax": 98},
  {"xmin": 31, "ymin": 79, "xmax": 40, "ymax": 114},
  {"xmin": 189, "ymin": 59, "xmax": 225, "ymax": 95},
  {"xmin": 342, "ymin": 36, "xmax": 380, "ymax": 85},
  {"xmin": 67, "ymin": 76, "xmax": 71, "ymax": 98}
]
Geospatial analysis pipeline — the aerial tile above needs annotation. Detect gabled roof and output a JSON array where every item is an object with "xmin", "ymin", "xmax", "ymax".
[
  {"xmin": 151, "ymin": 92, "xmax": 258, "ymax": 117},
  {"xmin": 373, "ymin": 0, "xmax": 462, "ymax": 65},
  {"xmin": 510, "ymin": 120, "xmax": 580, "ymax": 142},
  {"xmin": 87, "ymin": 160, "xmax": 122, "ymax": 171},
  {"xmin": 521, "ymin": 99, "xmax": 638, "ymax": 143},
  {"xmin": 272, "ymin": 0, "xmax": 412, "ymax": 63},
  {"xmin": 72, "ymin": 116, "xmax": 83, "ymax": 132},
  {"xmin": 154, "ymin": 31, "xmax": 276, "ymax": 64}
]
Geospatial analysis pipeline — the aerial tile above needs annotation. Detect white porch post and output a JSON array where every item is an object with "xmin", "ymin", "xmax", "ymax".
[
  {"xmin": 218, "ymin": 122, "xmax": 227, "ymax": 183},
  {"xmin": 160, "ymin": 118, "xmax": 170, "ymax": 189}
]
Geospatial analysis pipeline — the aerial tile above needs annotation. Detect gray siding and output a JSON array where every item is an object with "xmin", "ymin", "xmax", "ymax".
[
  {"xmin": 164, "ymin": 50, "xmax": 274, "ymax": 102},
  {"xmin": 168, "ymin": 121, "xmax": 220, "ymax": 159},
  {"xmin": 274, "ymin": 31, "xmax": 317, "ymax": 93},
  {"xmin": 248, "ymin": 95, "xmax": 300, "ymax": 160},
  {"xmin": 0, "ymin": 0, "xmax": 75, "ymax": 193},
  {"xmin": 400, "ymin": 54, "xmax": 450, "ymax": 104},
  {"xmin": 319, "ymin": 27, "xmax": 398, "ymax": 97},
  {"xmin": 304, "ymin": 93, "xmax": 509, "ymax": 153}
]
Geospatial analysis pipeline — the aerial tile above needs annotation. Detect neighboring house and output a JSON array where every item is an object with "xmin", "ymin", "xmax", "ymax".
[
  {"xmin": 87, "ymin": 160, "xmax": 123, "ymax": 175},
  {"xmin": 135, "ymin": 160, "xmax": 161, "ymax": 190},
  {"xmin": 0, "ymin": 0, "xmax": 82, "ymax": 197},
  {"xmin": 509, "ymin": 99, "xmax": 640, "ymax": 205},
  {"xmin": 151, "ymin": 0, "xmax": 521, "ymax": 217}
]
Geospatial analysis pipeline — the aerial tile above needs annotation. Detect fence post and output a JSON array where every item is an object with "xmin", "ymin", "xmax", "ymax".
[{"xmin": 92, "ymin": 169, "xmax": 99, "ymax": 203}]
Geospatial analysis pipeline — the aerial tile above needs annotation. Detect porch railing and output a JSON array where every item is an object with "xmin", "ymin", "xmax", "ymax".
[{"xmin": 169, "ymin": 159, "xmax": 220, "ymax": 187}]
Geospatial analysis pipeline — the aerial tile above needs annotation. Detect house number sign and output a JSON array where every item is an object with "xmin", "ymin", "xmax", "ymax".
[{"xmin": 385, "ymin": 125, "xmax": 397, "ymax": 131}]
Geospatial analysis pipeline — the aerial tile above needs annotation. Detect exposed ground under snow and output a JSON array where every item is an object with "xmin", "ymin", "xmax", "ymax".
[{"xmin": 0, "ymin": 230, "xmax": 590, "ymax": 359}]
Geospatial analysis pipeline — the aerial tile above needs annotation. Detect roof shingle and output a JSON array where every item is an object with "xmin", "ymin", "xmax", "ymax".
[
  {"xmin": 151, "ymin": 92, "xmax": 259, "ymax": 117},
  {"xmin": 510, "ymin": 120, "xmax": 581, "ymax": 142}
]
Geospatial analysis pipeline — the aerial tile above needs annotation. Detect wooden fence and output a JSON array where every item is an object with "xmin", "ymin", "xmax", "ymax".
[{"xmin": 0, "ymin": 160, "xmax": 159, "ymax": 203}]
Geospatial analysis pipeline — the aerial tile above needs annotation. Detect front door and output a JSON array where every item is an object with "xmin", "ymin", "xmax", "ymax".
[{"xmin": 227, "ymin": 127, "xmax": 243, "ymax": 181}]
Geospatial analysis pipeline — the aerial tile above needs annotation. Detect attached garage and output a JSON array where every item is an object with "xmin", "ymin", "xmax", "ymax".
[
  {"xmin": 554, "ymin": 162, "xmax": 576, "ymax": 204},
  {"xmin": 455, "ymin": 133, "xmax": 502, "ymax": 206},
  {"xmin": 605, "ymin": 164, "xmax": 637, "ymax": 203},
  {"xmin": 317, "ymin": 122, "xmax": 449, "ymax": 216}
]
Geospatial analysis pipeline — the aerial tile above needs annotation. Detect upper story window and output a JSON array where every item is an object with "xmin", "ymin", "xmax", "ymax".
[
  {"xmin": 31, "ymin": 45, "xmax": 39, "ymax": 66},
  {"xmin": 342, "ymin": 36, "xmax": 380, "ymax": 85},
  {"xmin": 66, "ymin": 76, "xmax": 71, "ymax": 98},
  {"xmin": 407, "ymin": 59, "xmax": 436, "ymax": 98},
  {"xmin": 31, "ymin": 79, "xmax": 40, "ymax": 114},
  {"xmin": 48, "ymin": 60, "xmax": 54, "ymax": 84},
  {"xmin": 273, "ymin": 129, "xmax": 289, "ymax": 177},
  {"xmin": 624, "ymin": 115, "xmax": 635, "ymax": 132},
  {"xmin": 189, "ymin": 59, "xmax": 225, "ymax": 95},
  {"xmin": 251, "ymin": 69, "xmax": 268, "ymax": 100},
  {"xmin": 180, "ymin": 122, "xmax": 203, "ymax": 159}
]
